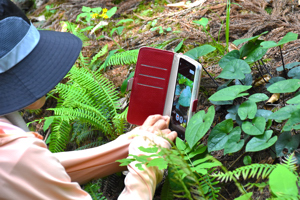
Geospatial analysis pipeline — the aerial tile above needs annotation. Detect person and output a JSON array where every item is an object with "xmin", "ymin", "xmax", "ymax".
[{"xmin": 0, "ymin": 0, "xmax": 177, "ymax": 199}]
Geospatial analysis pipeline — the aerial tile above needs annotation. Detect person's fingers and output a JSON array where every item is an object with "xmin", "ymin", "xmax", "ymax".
[
  {"xmin": 165, "ymin": 131, "xmax": 177, "ymax": 142},
  {"xmin": 142, "ymin": 115, "xmax": 169, "ymax": 127}
]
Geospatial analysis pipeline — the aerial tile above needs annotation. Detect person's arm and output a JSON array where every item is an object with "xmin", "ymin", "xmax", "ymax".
[{"xmin": 1, "ymin": 134, "xmax": 92, "ymax": 200}]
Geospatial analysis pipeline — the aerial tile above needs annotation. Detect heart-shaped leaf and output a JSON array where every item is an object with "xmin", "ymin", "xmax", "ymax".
[
  {"xmin": 246, "ymin": 130, "xmax": 277, "ymax": 152},
  {"xmin": 208, "ymin": 119, "xmax": 233, "ymax": 152},
  {"xmin": 184, "ymin": 45, "xmax": 216, "ymax": 60},
  {"xmin": 224, "ymin": 126, "xmax": 244, "ymax": 155},
  {"xmin": 248, "ymin": 93, "xmax": 269, "ymax": 103},
  {"xmin": 287, "ymin": 94, "xmax": 300, "ymax": 104},
  {"xmin": 218, "ymin": 50, "xmax": 240, "ymax": 68},
  {"xmin": 193, "ymin": 17, "xmax": 209, "ymax": 28},
  {"xmin": 234, "ymin": 192, "xmax": 253, "ymax": 200},
  {"xmin": 186, "ymin": 106, "xmax": 215, "ymax": 148},
  {"xmin": 269, "ymin": 165, "xmax": 298, "ymax": 197},
  {"xmin": 255, "ymin": 109, "xmax": 273, "ymax": 121},
  {"xmin": 276, "ymin": 62, "xmax": 300, "ymax": 72},
  {"xmin": 288, "ymin": 66, "xmax": 300, "ymax": 79},
  {"xmin": 261, "ymin": 32, "xmax": 298, "ymax": 49},
  {"xmin": 283, "ymin": 110, "xmax": 300, "ymax": 131},
  {"xmin": 242, "ymin": 117, "xmax": 266, "ymax": 136},
  {"xmin": 233, "ymin": 31, "xmax": 268, "ymax": 46},
  {"xmin": 218, "ymin": 59, "xmax": 251, "ymax": 80},
  {"xmin": 209, "ymin": 85, "xmax": 252, "ymax": 101},
  {"xmin": 244, "ymin": 47, "xmax": 268, "ymax": 64},
  {"xmin": 265, "ymin": 77, "xmax": 286, "ymax": 88},
  {"xmin": 238, "ymin": 100, "xmax": 257, "ymax": 120},
  {"xmin": 235, "ymin": 73, "xmax": 253, "ymax": 86},
  {"xmin": 275, "ymin": 132, "xmax": 300, "ymax": 157},
  {"xmin": 267, "ymin": 79, "xmax": 300, "ymax": 93},
  {"xmin": 268, "ymin": 105, "xmax": 297, "ymax": 121}
]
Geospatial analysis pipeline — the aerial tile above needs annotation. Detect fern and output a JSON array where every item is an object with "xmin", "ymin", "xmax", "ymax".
[
  {"xmin": 212, "ymin": 163, "xmax": 276, "ymax": 182},
  {"xmin": 48, "ymin": 117, "xmax": 72, "ymax": 152},
  {"xmin": 107, "ymin": 49, "xmax": 139, "ymax": 66}
]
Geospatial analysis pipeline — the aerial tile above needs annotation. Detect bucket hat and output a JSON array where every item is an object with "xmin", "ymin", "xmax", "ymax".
[{"xmin": 0, "ymin": 0, "xmax": 82, "ymax": 116}]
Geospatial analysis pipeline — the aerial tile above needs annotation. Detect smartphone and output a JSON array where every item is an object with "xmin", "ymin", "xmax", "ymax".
[
  {"xmin": 127, "ymin": 47, "xmax": 202, "ymax": 136},
  {"xmin": 166, "ymin": 54, "xmax": 202, "ymax": 139}
]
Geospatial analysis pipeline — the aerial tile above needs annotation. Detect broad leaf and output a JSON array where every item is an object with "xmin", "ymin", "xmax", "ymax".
[
  {"xmin": 276, "ymin": 62, "xmax": 300, "ymax": 72},
  {"xmin": 209, "ymin": 85, "xmax": 251, "ymax": 101},
  {"xmin": 246, "ymin": 130, "xmax": 277, "ymax": 152},
  {"xmin": 261, "ymin": 32, "xmax": 298, "ymax": 48},
  {"xmin": 242, "ymin": 117, "xmax": 266, "ymax": 136},
  {"xmin": 265, "ymin": 76, "xmax": 286, "ymax": 88},
  {"xmin": 269, "ymin": 165, "xmax": 298, "ymax": 197},
  {"xmin": 186, "ymin": 106, "xmax": 215, "ymax": 148},
  {"xmin": 248, "ymin": 93, "xmax": 269, "ymax": 103},
  {"xmin": 275, "ymin": 132, "xmax": 300, "ymax": 157},
  {"xmin": 174, "ymin": 39, "xmax": 185, "ymax": 53},
  {"xmin": 233, "ymin": 31, "xmax": 268, "ymax": 46},
  {"xmin": 238, "ymin": 100, "xmax": 257, "ymax": 120},
  {"xmin": 255, "ymin": 109, "xmax": 273, "ymax": 121},
  {"xmin": 176, "ymin": 137, "xmax": 187, "ymax": 151},
  {"xmin": 218, "ymin": 50, "xmax": 240, "ymax": 68},
  {"xmin": 235, "ymin": 73, "xmax": 253, "ymax": 86},
  {"xmin": 283, "ymin": 110, "xmax": 300, "ymax": 131},
  {"xmin": 147, "ymin": 158, "xmax": 168, "ymax": 170},
  {"xmin": 184, "ymin": 45, "xmax": 216, "ymax": 60},
  {"xmin": 193, "ymin": 17, "xmax": 209, "ymax": 28},
  {"xmin": 267, "ymin": 79, "xmax": 300, "ymax": 93},
  {"xmin": 287, "ymin": 66, "xmax": 300, "ymax": 79},
  {"xmin": 224, "ymin": 126, "xmax": 244, "ymax": 155},
  {"xmin": 106, "ymin": 7, "xmax": 117, "ymax": 18},
  {"xmin": 244, "ymin": 47, "xmax": 268, "ymax": 64},
  {"xmin": 268, "ymin": 105, "xmax": 297, "ymax": 121},
  {"xmin": 234, "ymin": 192, "xmax": 253, "ymax": 200},
  {"xmin": 287, "ymin": 94, "xmax": 300, "ymax": 104},
  {"xmin": 218, "ymin": 59, "xmax": 251, "ymax": 80},
  {"xmin": 207, "ymin": 119, "xmax": 233, "ymax": 152}
]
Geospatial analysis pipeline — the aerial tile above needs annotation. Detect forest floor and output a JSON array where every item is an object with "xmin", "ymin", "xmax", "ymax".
[{"xmin": 26, "ymin": 0, "xmax": 300, "ymax": 199}]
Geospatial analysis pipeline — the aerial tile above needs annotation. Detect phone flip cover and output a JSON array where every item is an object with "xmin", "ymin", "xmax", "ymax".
[{"xmin": 127, "ymin": 47, "xmax": 175, "ymax": 125}]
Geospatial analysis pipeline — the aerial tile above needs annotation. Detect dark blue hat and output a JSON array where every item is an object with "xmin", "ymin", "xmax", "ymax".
[{"xmin": 0, "ymin": 0, "xmax": 82, "ymax": 115}]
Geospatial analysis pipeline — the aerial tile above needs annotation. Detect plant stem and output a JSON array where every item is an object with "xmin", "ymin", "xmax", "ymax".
[
  {"xmin": 201, "ymin": 65, "xmax": 219, "ymax": 87},
  {"xmin": 279, "ymin": 46, "xmax": 288, "ymax": 79},
  {"xmin": 225, "ymin": 0, "xmax": 231, "ymax": 52},
  {"xmin": 259, "ymin": 59, "xmax": 273, "ymax": 78},
  {"xmin": 255, "ymin": 62, "xmax": 267, "ymax": 83}
]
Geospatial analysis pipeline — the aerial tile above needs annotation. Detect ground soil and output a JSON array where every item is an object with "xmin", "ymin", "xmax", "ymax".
[{"xmin": 25, "ymin": 0, "xmax": 300, "ymax": 199}]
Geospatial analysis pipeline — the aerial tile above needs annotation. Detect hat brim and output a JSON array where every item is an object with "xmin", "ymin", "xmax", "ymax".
[{"xmin": 0, "ymin": 30, "xmax": 82, "ymax": 115}]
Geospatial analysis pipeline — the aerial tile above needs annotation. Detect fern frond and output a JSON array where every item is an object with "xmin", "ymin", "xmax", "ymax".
[
  {"xmin": 282, "ymin": 153, "xmax": 298, "ymax": 172},
  {"xmin": 78, "ymin": 52, "xmax": 90, "ymax": 67},
  {"xmin": 107, "ymin": 49, "xmax": 139, "ymax": 66},
  {"xmin": 90, "ymin": 44, "xmax": 109, "ymax": 66},
  {"xmin": 212, "ymin": 164, "xmax": 277, "ymax": 182},
  {"xmin": 76, "ymin": 140, "xmax": 107, "ymax": 150},
  {"xmin": 48, "ymin": 118, "xmax": 72, "ymax": 153},
  {"xmin": 112, "ymin": 107, "xmax": 128, "ymax": 135}
]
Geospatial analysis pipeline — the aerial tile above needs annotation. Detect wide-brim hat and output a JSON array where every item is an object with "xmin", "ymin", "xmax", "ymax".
[{"xmin": 0, "ymin": 0, "xmax": 82, "ymax": 115}]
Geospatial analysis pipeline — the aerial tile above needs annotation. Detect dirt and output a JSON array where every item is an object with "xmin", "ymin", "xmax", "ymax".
[{"xmin": 25, "ymin": 0, "xmax": 300, "ymax": 199}]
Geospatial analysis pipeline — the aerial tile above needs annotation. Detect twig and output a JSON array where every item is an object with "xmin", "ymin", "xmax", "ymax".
[{"xmin": 279, "ymin": 46, "xmax": 288, "ymax": 79}]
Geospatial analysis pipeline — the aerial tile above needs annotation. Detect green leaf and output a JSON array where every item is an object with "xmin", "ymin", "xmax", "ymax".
[
  {"xmin": 233, "ymin": 31, "xmax": 268, "ymax": 46},
  {"xmin": 267, "ymin": 79, "xmax": 300, "ymax": 93},
  {"xmin": 186, "ymin": 106, "xmax": 215, "ymax": 148},
  {"xmin": 275, "ymin": 131, "xmax": 300, "ymax": 157},
  {"xmin": 193, "ymin": 17, "xmax": 208, "ymax": 28},
  {"xmin": 255, "ymin": 109, "xmax": 273, "ymax": 121},
  {"xmin": 121, "ymin": 72, "xmax": 134, "ymax": 94},
  {"xmin": 184, "ymin": 44, "xmax": 216, "ymax": 60},
  {"xmin": 106, "ymin": 7, "xmax": 117, "ymax": 18},
  {"xmin": 138, "ymin": 146, "xmax": 158, "ymax": 153},
  {"xmin": 287, "ymin": 66, "xmax": 300, "ymax": 79},
  {"xmin": 261, "ymin": 32, "xmax": 298, "ymax": 48},
  {"xmin": 82, "ymin": 6, "xmax": 92, "ymax": 13},
  {"xmin": 166, "ymin": 27, "xmax": 172, "ymax": 32},
  {"xmin": 244, "ymin": 47, "xmax": 268, "ymax": 64},
  {"xmin": 218, "ymin": 50, "xmax": 240, "ymax": 68},
  {"xmin": 207, "ymin": 119, "xmax": 233, "ymax": 152},
  {"xmin": 287, "ymin": 94, "xmax": 300, "ymax": 104},
  {"xmin": 224, "ymin": 126, "xmax": 244, "ymax": 155},
  {"xmin": 242, "ymin": 117, "xmax": 266, "ymax": 136},
  {"xmin": 276, "ymin": 62, "xmax": 300, "ymax": 72},
  {"xmin": 209, "ymin": 85, "xmax": 251, "ymax": 101},
  {"xmin": 246, "ymin": 130, "xmax": 277, "ymax": 152},
  {"xmin": 269, "ymin": 165, "xmax": 298, "ymax": 197},
  {"xmin": 283, "ymin": 110, "xmax": 300, "ymax": 131},
  {"xmin": 116, "ymin": 19, "xmax": 134, "ymax": 25},
  {"xmin": 268, "ymin": 105, "xmax": 297, "ymax": 121},
  {"xmin": 235, "ymin": 73, "xmax": 253, "ymax": 86},
  {"xmin": 238, "ymin": 100, "xmax": 257, "ymax": 120},
  {"xmin": 43, "ymin": 117, "xmax": 54, "ymax": 132},
  {"xmin": 178, "ymin": 86, "xmax": 191, "ymax": 107},
  {"xmin": 234, "ymin": 192, "xmax": 253, "ymax": 200},
  {"xmin": 218, "ymin": 59, "xmax": 251, "ymax": 80},
  {"xmin": 248, "ymin": 93, "xmax": 269, "ymax": 103},
  {"xmin": 176, "ymin": 137, "xmax": 187, "ymax": 151},
  {"xmin": 174, "ymin": 39, "xmax": 185, "ymax": 53},
  {"xmin": 147, "ymin": 158, "xmax": 168, "ymax": 170},
  {"xmin": 243, "ymin": 156, "xmax": 252, "ymax": 165}
]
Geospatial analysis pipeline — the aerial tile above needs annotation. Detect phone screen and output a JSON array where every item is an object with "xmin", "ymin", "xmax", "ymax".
[{"xmin": 169, "ymin": 58, "xmax": 196, "ymax": 139}]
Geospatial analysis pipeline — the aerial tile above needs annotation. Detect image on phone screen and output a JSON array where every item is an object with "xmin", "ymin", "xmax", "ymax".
[{"xmin": 170, "ymin": 58, "xmax": 196, "ymax": 139}]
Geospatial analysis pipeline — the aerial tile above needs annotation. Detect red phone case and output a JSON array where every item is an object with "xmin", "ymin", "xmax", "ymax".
[{"xmin": 127, "ymin": 47, "xmax": 175, "ymax": 125}]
